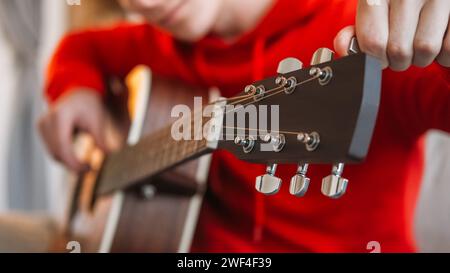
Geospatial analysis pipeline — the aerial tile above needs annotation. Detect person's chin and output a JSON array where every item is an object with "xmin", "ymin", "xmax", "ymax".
[{"xmin": 173, "ymin": 26, "xmax": 209, "ymax": 42}]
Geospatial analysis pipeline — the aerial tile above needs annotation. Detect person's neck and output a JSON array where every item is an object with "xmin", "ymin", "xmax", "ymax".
[{"xmin": 212, "ymin": 0, "xmax": 275, "ymax": 43}]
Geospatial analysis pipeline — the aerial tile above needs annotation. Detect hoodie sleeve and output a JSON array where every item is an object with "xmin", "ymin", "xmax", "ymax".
[
  {"xmin": 383, "ymin": 63, "xmax": 450, "ymax": 136},
  {"xmin": 45, "ymin": 23, "xmax": 160, "ymax": 103}
]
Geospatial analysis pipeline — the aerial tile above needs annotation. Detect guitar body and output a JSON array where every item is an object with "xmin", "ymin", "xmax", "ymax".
[{"xmin": 67, "ymin": 66, "xmax": 214, "ymax": 253}]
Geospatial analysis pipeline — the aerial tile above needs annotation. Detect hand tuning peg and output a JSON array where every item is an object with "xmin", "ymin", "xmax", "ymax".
[
  {"xmin": 289, "ymin": 164, "xmax": 310, "ymax": 197},
  {"xmin": 277, "ymin": 57, "xmax": 303, "ymax": 74},
  {"xmin": 311, "ymin": 48, "xmax": 334, "ymax": 65},
  {"xmin": 321, "ymin": 163, "xmax": 348, "ymax": 199},
  {"xmin": 347, "ymin": 37, "xmax": 360, "ymax": 55},
  {"xmin": 255, "ymin": 164, "xmax": 282, "ymax": 195}
]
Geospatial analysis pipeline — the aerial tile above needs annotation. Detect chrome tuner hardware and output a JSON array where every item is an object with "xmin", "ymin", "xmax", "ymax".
[
  {"xmin": 321, "ymin": 163, "xmax": 348, "ymax": 199},
  {"xmin": 310, "ymin": 47, "xmax": 334, "ymax": 85},
  {"xmin": 348, "ymin": 37, "xmax": 361, "ymax": 55},
  {"xmin": 276, "ymin": 76, "xmax": 298, "ymax": 94},
  {"xmin": 297, "ymin": 132, "xmax": 320, "ymax": 152},
  {"xmin": 254, "ymin": 85, "xmax": 265, "ymax": 101},
  {"xmin": 277, "ymin": 58, "xmax": 302, "ymax": 94},
  {"xmin": 275, "ymin": 76, "xmax": 297, "ymax": 94},
  {"xmin": 263, "ymin": 134, "xmax": 286, "ymax": 152},
  {"xmin": 244, "ymin": 85, "xmax": 256, "ymax": 95},
  {"xmin": 311, "ymin": 48, "xmax": 334, "ymax": 65},
  {"xmin": 309, "ymin": 66, "xmax": 333, "ymax": 86},
  {"xmin": 234, "ymin": 136, "xmax": 255, "ymax": 154},
  {"xmin": 255, "ymin": 164, "xmax": 282, "ymax": 195},
  {"xmin": 289, "ymin": 163, "xmax": 310, "ymax": 197},
  {"xmin": 245, "ymin": 85, "xmax": 266, "ymax": 101},
  {"xmin": 275, "ymin": 76, "xmax": 288, "ymax": 86},
  {"xmin": 277, "ymin": 57, "xmax": 303, "ymax": 74}
]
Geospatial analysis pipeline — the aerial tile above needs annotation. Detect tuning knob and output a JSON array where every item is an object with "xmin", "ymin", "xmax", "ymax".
[
  {"xmin": 321, "ymin": 163, "xmax": 348, "ymax": 199},
  {"xmin": 347, "ymin": 37, "xmax": 361, "ymax": 55},
  {"xmin": 311, "ymin": 48, "xmax": 334, "ymax": 65},
  {"xmin": 277, "ymin": 57, "xmax": 303, "ymax": 74},
  {"xmin": 289, "ymin": 164, "xmax": 310, "ymax": 197},
  {"xmin": 255, "ymin": 164, "xmax": 282, "ymax": 195}
]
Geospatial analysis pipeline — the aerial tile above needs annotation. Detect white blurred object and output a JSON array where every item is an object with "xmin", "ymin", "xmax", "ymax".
[
  {"xmin": 0, "ymin": 0, "xmax": 47, "ymax": 211},
  {"xmin": 0, "ymin": 25, "xmax": 17, "ymax": 211},
  {"xmin": 0, "ymin": 0, "xmax": 68, "ymax": 217},
  {"xmin": 415, "ymin": 131, "xmax": 450, "ymax": 252},
  {"xmin": 39, "ymin": 0, "xmax": 70, "ymax": 225}
]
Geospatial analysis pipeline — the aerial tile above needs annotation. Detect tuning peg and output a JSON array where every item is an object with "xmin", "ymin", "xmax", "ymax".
[
  {"xmin": 321, "ymin": 163, "xmax": 348, "ymax": 199},
  {"xmin": 311, "ymin": 48, "xmax": 334, "ymax": 65},
  {"xmin": 297, "ymin": 132, "xmax": 320, "ymax": 152},
  {"xmin": 263, "ymin": 134, "xmax": 286, "ymax": 152},
  {"xmin": 309, "ymin": 48, "xmax": 335, "ymax": 85},
  {"xmin": 234, "ymin": 136, "xmax": 255, "ymax": 154},
  {"xmin": 255, "ymin": 164, "xmax": 282, "ymax": 195},
  {"xmin": 347, "ymin": 37, "xmax": 360, "ymax": 55},
  {"xmin": 289, "ymin": 164, "xmax": 310, "ymax": 197},
  {"xmin": 277, "ymin": 57, "xmax": 303, "ymax": 74}
]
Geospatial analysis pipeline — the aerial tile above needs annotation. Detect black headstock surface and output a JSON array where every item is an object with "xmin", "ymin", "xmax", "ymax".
[{"xmin": 218, "ymin": 53, "xmax": 382, "ymax": 165}]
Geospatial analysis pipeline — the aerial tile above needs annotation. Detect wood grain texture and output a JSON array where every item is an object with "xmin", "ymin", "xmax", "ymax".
[
  {"xmin": 219, "ymin": 53, "xmax": 381, "ymax": 165},
  {"xmin": 68, "ymin": 73, "xmax": 209, "ymax": 253}
]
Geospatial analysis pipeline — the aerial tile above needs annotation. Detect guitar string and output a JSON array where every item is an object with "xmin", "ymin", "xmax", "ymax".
[
  {"xmin": 222, "ymin": 127, "xmax": 303, "ymax": 136},
  {"xmin": 184, "ymin": 73, "xmax": 321, "ymax": 127},
  {"xmin": 222, "ymin": 75, "xmax": 320, "ymax": 115},
  {"xmin": 218, "ymin": 74, "xmax": 321, "ymax": 138},
  {"xmin": 163, "ymin": 73, "xmax": 321, "ymax": 145},
  {"xmin": 129, "ymin": 74, "xmax": 321, "ymax": 172}
]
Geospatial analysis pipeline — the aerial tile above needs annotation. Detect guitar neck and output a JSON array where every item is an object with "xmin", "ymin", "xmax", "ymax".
[{"xmin": 95, "ymin": 122, "xmax": 211, "ymax": 197}]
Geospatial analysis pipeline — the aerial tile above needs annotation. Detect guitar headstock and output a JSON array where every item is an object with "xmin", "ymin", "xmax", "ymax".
[{"xmin": 214, "ymin": 39, "xmax": 382, "ymax": 198}]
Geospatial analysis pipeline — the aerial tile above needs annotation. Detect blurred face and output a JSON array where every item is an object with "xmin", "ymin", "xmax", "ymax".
[{"xmin": 119, "ymin": 0, "xmax": 222, "ymax": 41}]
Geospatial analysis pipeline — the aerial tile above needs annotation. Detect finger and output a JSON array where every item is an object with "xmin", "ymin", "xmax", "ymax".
[
  {"xmin": 413, "ymin": 0, "xmax": 449, "ymax": 67},
  {"xmin": 57, "ymin": 114, "xmax": 86, "ymax": 172},
  {"xmin": 356, "ymin": 0, "xmax": 390, "ymax": 68},
  {"xmin": 334, "ymin": 26, "xmax": 356, "ymax": 57},
  {"xmin": 387, "ymin": 0, "xmax": 423, "ymax": 71},
  {"xmin": 79, "ymin": 110, "xmax": 110, "ymax": 152},
  {"xmin": 437, "ymin": 18, "xmax": 450, "ymax": 67}
]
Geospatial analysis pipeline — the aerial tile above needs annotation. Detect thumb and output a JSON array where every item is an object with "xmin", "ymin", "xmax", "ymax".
[
  {"xmin": 104, "ymin": 115, "xmax": 125, "ymax": 152},
  {"xmin": 81, "ymin": 110, "xmax": 110, "ymax": 153},
  {"xmin": 334, "ymin": 25, "xmax": 356, "ymax": 57}
]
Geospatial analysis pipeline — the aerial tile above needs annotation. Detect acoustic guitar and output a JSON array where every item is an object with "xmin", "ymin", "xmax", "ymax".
[{"xmin": 65, "ymin": 40, "xmax": 382, "ymax": 253}]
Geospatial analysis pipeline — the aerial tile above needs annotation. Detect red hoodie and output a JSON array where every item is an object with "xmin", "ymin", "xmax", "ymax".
[{"xmin": 46, "ymin": 0, "xmax": 450, "ymax": 252}]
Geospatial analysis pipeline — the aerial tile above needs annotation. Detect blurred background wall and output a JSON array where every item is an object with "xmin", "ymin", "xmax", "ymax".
[
  {"xmin": 0, "ymin": 0, "xmax": 448, "ymax": 252},
  {"xmin": 0, "ymin": 0, "xmax": 70, "ymax": 220},
  {"xmin": 0, "ymin": 0, "xmax": 48, "ymax": 212},
  {"xmin": 0, "ymin": 0, "xmax": 124, "ymax": 221}
]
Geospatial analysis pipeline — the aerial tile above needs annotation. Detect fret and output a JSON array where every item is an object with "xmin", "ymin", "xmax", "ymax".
[
  {"xmin": 168, "ymin": 139, "xmax": 175, "ymax": 167},
  {"xmin": 161, "ymin": 135, "xmax": 170, "ymax": 171},
  {"xmin": 95, "ymin": 108, "xmax": 216, "ymax": 196},
  {"xmin": 181, "ymin": 140, "xmax": 188, "ymax": 162}
]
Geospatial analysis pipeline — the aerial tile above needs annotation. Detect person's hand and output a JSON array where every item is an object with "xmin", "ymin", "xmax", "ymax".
[
  {"xmin": 38, "ymin": 90, "xmax": 121, "ymax": 172},
  {"xmin": 334, "ymin": 0, "xmax": 450, "ymax": 70}
]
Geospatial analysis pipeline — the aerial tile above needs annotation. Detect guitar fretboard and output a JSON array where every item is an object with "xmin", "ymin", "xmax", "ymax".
[{"xmin": 95, "ymin": 116, "xmax": 211, "ymax": 196}]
